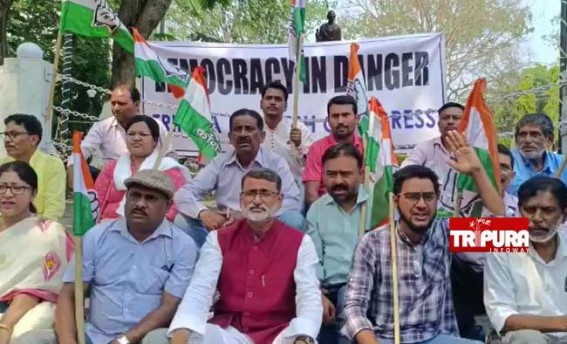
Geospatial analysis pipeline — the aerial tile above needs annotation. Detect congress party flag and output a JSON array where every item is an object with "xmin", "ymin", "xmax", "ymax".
[
  {"xmin": 346, "ymin": 43, "xmax": 369, "ymax": 136},
  {"xmin": 287, "ymin": 0, "xmax": 307, "ymax": 83},
  {"xmin": 72, "ymin": 131, "xmax": 99, "ymax": 236}
]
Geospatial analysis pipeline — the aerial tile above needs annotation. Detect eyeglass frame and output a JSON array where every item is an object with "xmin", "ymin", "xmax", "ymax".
[
  {"xmin": 240, "ymin": 189, "xmax": 280, "ymax": 201},
  {"xmin": 397, "ymin": 191, "xmax": 438, "ymax": 204},
  {"xmin": 0, "ymin": 184, "xmax": 33, "ymax": 195},
  {"xmin": 0, "ymin": 131, "xmax": 29, "ymax": 140}
]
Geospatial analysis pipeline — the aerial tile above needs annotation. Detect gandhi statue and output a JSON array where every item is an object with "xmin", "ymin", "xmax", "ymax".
[{"xmin": 316, "ymin": 10, "xmax": 342, "ymax": 42}]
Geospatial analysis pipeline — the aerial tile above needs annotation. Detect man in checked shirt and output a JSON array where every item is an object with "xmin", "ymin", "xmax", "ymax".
[{"xmin": 342, "ymin": 131, "xmax": 505, "ymax": 344}]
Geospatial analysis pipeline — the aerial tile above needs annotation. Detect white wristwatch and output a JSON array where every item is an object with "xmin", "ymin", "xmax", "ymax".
[{"xmin": 117, "ymin": 335, "xmax": 130, "ymax": 344}]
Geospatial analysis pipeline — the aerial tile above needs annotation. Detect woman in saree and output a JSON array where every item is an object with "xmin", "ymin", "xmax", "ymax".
[
  {"xmin": 95, "ymin": 115, "xmax": 191, "ymax": 223},
  {"xmin": 0, "ymin": 161, "xmax": 72, "ymax": 343}
]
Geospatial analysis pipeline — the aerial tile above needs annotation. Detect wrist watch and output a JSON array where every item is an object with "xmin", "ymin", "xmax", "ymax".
[
  {"xmin": 293, "ymin": 335, "xmax": 315, "ymax": 344},
  {"xmin": 117, "ymin": 335, "xmax": 130, "ymax": 344}
]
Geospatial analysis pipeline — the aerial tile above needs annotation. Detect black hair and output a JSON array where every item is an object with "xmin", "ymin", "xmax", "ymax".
[
  {"xmin": 393, "ymin": 165, "xmax": 440, "ymax": 195},
  {"xmin": 514, "ymin": 113, "xmax": 554, "ymax": 140},
  {"xmin": 327, "ymin": 95, "xmax": 358, "ymax": 116},
  {"xmin": 322, "ymin": 143, "xmax": 363, "ymax": 169},
  {"xmin": 518, "ymin": 176, "xmax": 567, "ymax": 210},
  {"xmin": 497, "ymin": 143, "xmax": 514, "ymax": 169},
  {"xmin": 0, "ymin": 161, "xmax": 38, "ymax": 213},
  {"xmin": 4, "ymin": 114, "xmax": 43, "ymax": 143},
  {"xmin": 125, "ymin": 115, "xmax": 160, "ymax": 143},
  {"xmin": 113, "ymin": 84, "xmax": 141, "ymax": 103},
  {"xmin": 229, "ymin": 108, "xmax": 264, "ymax": 132},
  {"xmin": 241, "ymin": 168, "xmax": 282, "ymax": 193},
  {"xmin": 261, "ymin": 81, "xmax": 289, "ymax": 102},
  {"xmin": 438, "ymin": 102, "xmax": 464, "ymax": 114}
]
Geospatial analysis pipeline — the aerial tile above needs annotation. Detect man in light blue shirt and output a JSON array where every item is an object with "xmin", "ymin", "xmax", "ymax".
[
  {"xmin": 175, "ymin": 108, "xmax": 304, "ymax": 247},
  {"xmin": 508, "ymin": 113, "xmax": 567, "ymax": 196},
  {"xmin": 20, "ymin": 170, "xmax": 198, "ymax": 344},
  {"xmin": 305, "ymin": 143, "xmax": 367, "ymax": 344}
]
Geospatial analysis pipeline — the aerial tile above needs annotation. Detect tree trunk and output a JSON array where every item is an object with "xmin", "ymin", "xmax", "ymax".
[
  {"xmin": 111, "ymin": 0, "xmax": 173, "ymax": 86},
  {"xmin": 0, "ymin": 0, "xmax": 14, "ymax": 66}
]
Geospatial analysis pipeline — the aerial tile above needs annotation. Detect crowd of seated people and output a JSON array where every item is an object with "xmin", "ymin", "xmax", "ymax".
[{"xmin": 3, "ymin": 81, "xmax": 567, "ymax": 344}]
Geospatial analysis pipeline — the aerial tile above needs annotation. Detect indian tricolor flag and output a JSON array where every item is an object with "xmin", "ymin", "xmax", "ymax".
[
  {"xmin": 366, "ymin": 97, "xmax": 399, "ymax": 228},
  {"xmin": 173, "ymin": 67, "xmax": 222, "ymax": 160},
  {"xmin": 346, "ymin": 43, "xmax": 369, "ymax": 135},
  {"xmin": 60, "ymin": 0, "xmax": 134, "ymax": 53},
  {"xmin": 287, "ymin": 0, "xmax": 307, "ymax": 83},
  {"xmin": 72, "ymin": 131, "xmax": 99, "ymax": 236},
  {"xmin": 457, "ymin": 78, "xmax": 501, "ymax": 217},
  {"xmin": 133, "ymin": 28, "xmax": 188, "ymax": 99}
]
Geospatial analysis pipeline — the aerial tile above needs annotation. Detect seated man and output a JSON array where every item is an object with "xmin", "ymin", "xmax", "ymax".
[
  {"xmin": 342, "ymin": 131, "xmax": 503, "ymax": 344},
  {"xmin": 0, "ymin": 114, "xmax": 66, "ymax": 221},
  {"xmin": 451, "ymin": 142, "xmax": 519, "ymax": 340},
  {"xmin": 508, "ymin": 113, "xmax": 567, "ymax": 195},
  {"xmin": 20, "ymin": 169, "xmax": 198, "ymax": 344},
  {"xmin": 305, "ymin": 143, "xmax": 367, "ymax": 344},
  {"xmin": 302, "ymin": 95, "xmax": 363, "ymax": 207},
  {"xmin": 169, "ymin": 168, "xmax": 322, "ymax": 344},
  {"xmin": 484, "ymin": 176, "xmax": 567, "ymax": 344},
  {"xmin": 175, "ymin": 108, "xmax": 304, "ymax": 247}
]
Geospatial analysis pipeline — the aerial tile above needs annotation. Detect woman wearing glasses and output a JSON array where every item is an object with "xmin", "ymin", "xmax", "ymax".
[
  {"xmin": 0, "ymin": 161, "xmax": 71, "ymax": 343},
  {"xmin": 95, "ymin": 115, "xmax": 191, "ymax": 223}
]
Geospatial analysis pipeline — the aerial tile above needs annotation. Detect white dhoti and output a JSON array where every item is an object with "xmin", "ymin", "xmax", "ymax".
[{"xmin": 187, "ymin": 324, "xmax": 314, "ymax": 344}]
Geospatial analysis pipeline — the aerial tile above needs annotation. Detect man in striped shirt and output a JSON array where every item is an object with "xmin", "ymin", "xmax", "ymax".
[{"xmin": 342, "ymin": 131, "xmax": 504, "ymax": 344}]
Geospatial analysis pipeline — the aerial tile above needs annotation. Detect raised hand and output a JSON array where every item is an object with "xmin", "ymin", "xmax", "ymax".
[{"xmin": 445, "ymin": 131, "xmax": 482, "ymax": 175}]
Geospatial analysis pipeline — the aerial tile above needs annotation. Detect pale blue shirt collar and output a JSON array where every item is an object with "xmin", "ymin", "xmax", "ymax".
[
  {"xmin": 108, "ymin": 217, "xmax": 173, "ymax": 243},
  {"xmin": 323, "ymin": 185, "xmax": 369, "ymax": 209},
  {"xmin": 224, "ymin": 146, "xmax": 267, "ymax": 169}
]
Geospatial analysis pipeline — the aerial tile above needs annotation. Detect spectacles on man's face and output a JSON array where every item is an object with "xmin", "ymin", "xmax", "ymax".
[
  {"xmin": 0, "ymin": 131, "xmax": 29, "ymax": 140},
  {"xmin": 399, "ymin": 192, "xmax": 437, "ymax": 204},
  {"xmin": 0, "ymin": 184, "xmax": 32, "ymax": 195},
  {"xmin": 240, "ymin": 189, "xmax": 279, "ymax": 201}
]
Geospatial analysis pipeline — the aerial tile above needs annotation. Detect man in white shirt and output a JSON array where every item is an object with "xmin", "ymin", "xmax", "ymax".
[
  {"xmin": 66, "ymin": 84, "xmax": 172, "ymax": 185},
  {"xmin": 401, "ymin": 102, "xmax": 464, "ymax": 218},
  {"xmin": 169, "ymin": 168, "xmax": 322, "ymax": 344},
  {"xmin": 260, "ymin": 81, "xmax": 312, "ymax": 209},
  {"xmin": 451, "ymin": 143, "xmax": 520, "ymax": 340},
  {"xmin": 484, "ymin": 176, "xmax": 567, "ymax": 344}
]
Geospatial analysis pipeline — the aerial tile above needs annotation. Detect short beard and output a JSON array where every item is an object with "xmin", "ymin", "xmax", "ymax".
[
  {"xmin": 398, "ymin": 209, "xmax": 434, "ymax": 235},
  {"xmin": 519, "ymin": 148, "xmax": 544, "ymax": 161},
  {"xmin": 530, "ymin": 218, "xmax": 562, "ymax": 244},
  {"xmin": 242, "ymin": 204, "xmax": 278, "ymax": 223}
]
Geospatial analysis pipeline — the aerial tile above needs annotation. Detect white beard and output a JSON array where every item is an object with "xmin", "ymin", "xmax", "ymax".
[
  {"xmin": 519, "ymin": 148, "xmax": 544, "ymax": 161},
  {"xmin": 530, "ymin": 218, "xmax": 563, "ymax": 243},
  {"xmin": 242, "ymin": 204, "xmax": 278, "ymax": 222}
]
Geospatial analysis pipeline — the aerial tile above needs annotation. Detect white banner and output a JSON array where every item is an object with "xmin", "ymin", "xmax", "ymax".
[{"xmin": 141, "ymin": 33, "xmax": 446, "ymax": 156}]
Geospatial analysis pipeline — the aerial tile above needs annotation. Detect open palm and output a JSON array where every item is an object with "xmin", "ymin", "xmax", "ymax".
[{"xmin": 445, "ymin": 131, "xmax": 482, "ymax": 174}]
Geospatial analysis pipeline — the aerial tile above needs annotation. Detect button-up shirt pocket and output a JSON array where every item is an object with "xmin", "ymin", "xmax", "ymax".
[{"xmin": 134, "ymin": 266, "xmax": 170, "ymax": 295}]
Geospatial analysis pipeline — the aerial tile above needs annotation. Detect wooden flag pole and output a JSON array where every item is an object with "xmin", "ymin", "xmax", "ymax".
[
  {"xmin": 73, "ymin": 236, "xmax": 85, "ymax": 344},
  {"xmin": 291, "ymin": 34, "xmax": 304, "ymax": 128},
  {"xmin": 388, "ymin": 192, "xmax": 401, "ymax": 344},
  {"xmin": 152, "ymin": 125, "xmax": 176, "ymax": 170},
  {"xmin": 46, "ymin": 30, "xmax": 64, "ymax": 123},
  {"xmin": 555, "ymin": 158, "xmax": 567, "ymax": 178}
]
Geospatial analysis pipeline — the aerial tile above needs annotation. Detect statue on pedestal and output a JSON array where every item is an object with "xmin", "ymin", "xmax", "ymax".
[{"xmin": 315, "ymin": 10, "xmax": 342, "ymax": 42}]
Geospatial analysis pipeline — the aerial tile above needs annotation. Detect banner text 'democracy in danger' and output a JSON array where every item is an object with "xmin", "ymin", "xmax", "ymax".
[{"xmin": 141, "ymin": 33, "xmax": 447, "ymax": 155}]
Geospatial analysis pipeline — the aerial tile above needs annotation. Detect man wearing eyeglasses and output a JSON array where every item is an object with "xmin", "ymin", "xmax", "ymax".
[
  {"xmin": 342, "ymin": 131, "xmax": 504, "ymax": 344},
  {"xmin": 169, "ymin": 168, "xmax": 322, "ymax": 344},
  {"xmin": 0, "ymin": 114, "xmax": 66, "ymax": 221}
]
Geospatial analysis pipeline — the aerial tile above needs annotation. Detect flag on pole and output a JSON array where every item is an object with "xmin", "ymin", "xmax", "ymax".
[
  {"xmin": 346, "ymin": 43, "xmax": 369, "ymax": 135},
  {"xmin": 456, "ymin": 78, "xmax": 501, "ymax": 216},
  {"xmin": 60, "ymin": 0, "xmax": 134, "ymax": 53},
  {"xmin": 366, "ymin": 97, "xmax": 399, "ymax": 228},
  {"xmin": 173, "ymin": 67, "xmax": 222, "ymax": 160},
  {"xmin": 72, "ymin": 131, "xmax": 99, "ymax": 236},
  {"xmin": 133, "ymin": 28, "xmax": 189, "ymax": 98},
  {"xmin": 287, "ymin": 0, "xmax": 307, "ymax": 83}
]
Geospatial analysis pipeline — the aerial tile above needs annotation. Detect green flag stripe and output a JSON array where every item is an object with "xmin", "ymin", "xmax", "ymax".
[
  {"xmin": 73, "ymin": 192, "xmax": 94, "ymax": 236},
  {"xmin": 456, "ymin": 147, "xmax": 498, "ymax": 192},
  {"xmin": 174, "ymin": 100, "xmax": 221, "ymax": 160},
  {"xmin": 135, "ymin": 58, "xmax": 187, "ymax": 87}
]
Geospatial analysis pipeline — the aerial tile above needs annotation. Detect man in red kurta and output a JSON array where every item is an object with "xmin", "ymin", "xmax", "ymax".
[{"xmin": 169, "ymin": 168, "xmax": 322, "ymax": 344}]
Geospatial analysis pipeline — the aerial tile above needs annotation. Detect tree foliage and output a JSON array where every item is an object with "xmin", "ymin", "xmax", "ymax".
[
  {"xmin": 5, "ymin": 0, "xmax": 110, "ymax": 137},
  {"xmin": 489, "ymin": 64, "xmax": 559, "ymax": 147},
  {"xmin": 165, "ymin": 0, "xmax": 334, "ymax": 44},
  {"xmin": 341, "ymin": 0, "xmax": 533, "ymax": 100}
]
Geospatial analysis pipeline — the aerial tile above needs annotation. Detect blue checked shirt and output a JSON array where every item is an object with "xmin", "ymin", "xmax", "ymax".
[{"xmin": 342, "ymin": 219, "xmax": 458, "ymax": 343}]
